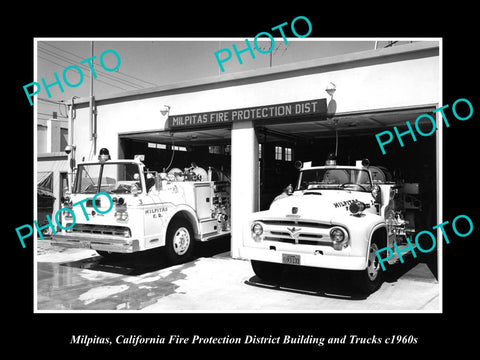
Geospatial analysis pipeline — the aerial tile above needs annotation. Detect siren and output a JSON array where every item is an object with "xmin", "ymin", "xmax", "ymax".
[
  {"xmin": 98, "ymin": 148, "xmax": 111, "ymax": 162},
  {"xmin": 325, "ymin": 153, "xmax": 337, "ymax": 166}
]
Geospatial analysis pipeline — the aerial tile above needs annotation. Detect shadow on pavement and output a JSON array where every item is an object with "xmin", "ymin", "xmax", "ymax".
[
  {"xmin": 60, "ymin": 235, "xmax": 231, "ymax": 276},
  {"xmin": 246, "ymin": 267, "xmax": 369, "ymax": 300},
  {"xmin": 245, "ymin": 257, "xmax": 436, "ymax": 300}
]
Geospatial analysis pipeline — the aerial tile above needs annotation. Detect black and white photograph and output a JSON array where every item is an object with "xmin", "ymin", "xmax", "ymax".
[
  {"xmin": 33, "ymin": 38, "xmax": 441, "ymax": 313},
  {"xmin": 7, "ymin": 8, "xmax": 478, "ymax": 355}
]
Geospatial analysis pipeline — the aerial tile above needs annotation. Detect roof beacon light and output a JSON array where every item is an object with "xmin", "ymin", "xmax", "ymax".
[
  {"xmin": 98, "ymin": 148, "xmax": 111, "ymax": 162},
  {"xmin": 325, "ymin": 153, "xmax": 337, "ymax": 166}
]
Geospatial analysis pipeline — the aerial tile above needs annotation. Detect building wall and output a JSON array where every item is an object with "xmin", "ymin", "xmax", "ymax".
[
  {"xmin": 72, "ymin": 42, "xmax": 439, "ymax": 162},
  {"xmin": 36, "ymin": 118, "xmax": 69, "ymax": 221},
  {"xmin": 37, "ymin": 119, "xmax": 68, "ymax": 154}
]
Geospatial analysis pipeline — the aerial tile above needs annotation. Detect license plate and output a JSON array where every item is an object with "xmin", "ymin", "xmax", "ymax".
[{"xmin": 282, "ymin": 253, "xmax": 300, "ymax": 265}]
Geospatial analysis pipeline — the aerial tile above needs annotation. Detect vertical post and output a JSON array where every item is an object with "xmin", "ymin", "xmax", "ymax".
[
  {"xmin": 89, "ymin": 41, "xmax": 96, "ymax": 155},
  {"xmin": 68, "ymin": 99, "xmax": 74, "ymax": 192},
  {"xmin": 261, "ymin": 129, "xmax": 267, "ymax": 208},
  {"xmin": 230, "ymin": 121, "xmax": 259, "ymax": 258}
]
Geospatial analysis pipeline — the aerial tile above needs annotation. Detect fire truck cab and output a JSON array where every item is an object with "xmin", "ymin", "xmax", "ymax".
[
  {"xmin": 51, "ymin": 148, "xmax": 231, "ymax": 264},
  {"xmin": 240, "ymin": 155, "xmax": 421, "ymax": 294}
]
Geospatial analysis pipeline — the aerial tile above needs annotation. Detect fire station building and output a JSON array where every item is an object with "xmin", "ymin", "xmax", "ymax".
[{"xmin": 68, "ymin": 41, "xmax": 440, "ymax": 258}]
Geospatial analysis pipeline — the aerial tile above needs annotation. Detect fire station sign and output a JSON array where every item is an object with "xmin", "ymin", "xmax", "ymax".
[{"xmin": 167, "ymin": 98, "xmax": 327, "ymax": 130}]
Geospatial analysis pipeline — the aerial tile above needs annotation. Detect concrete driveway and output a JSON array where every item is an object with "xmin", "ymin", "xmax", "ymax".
[{"xmin": 36, "ymin": 238, "xmax": 440, "ymax": 312}]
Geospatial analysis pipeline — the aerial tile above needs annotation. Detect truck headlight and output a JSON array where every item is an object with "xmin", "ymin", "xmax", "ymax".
[
  {"xmin": 330, "ymin": 227, "xmax": 349, "ymax": 250},
  {"xmin": 115, "ymin": 211, "xmax": 128, "ymax": 221},
  {"xmin": 251, "ymin": 222, "xmax": 263, "ymax": 241}
]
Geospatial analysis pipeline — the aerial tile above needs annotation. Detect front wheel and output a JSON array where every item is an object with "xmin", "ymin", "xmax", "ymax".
[
  {"xmin": 352, "ymin": 241, "xmax": 383, "ymax": 294},
  {"xmin": 165, "ymin": 220, "xmax": 195, "ymax": 264}
]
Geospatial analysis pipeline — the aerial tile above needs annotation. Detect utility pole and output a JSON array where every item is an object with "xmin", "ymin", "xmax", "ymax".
[
  {"xmin": 67, "ymin": 96, "xmax": 77, "ymax": 192},
  {"xmin": 89, "ymin": 41, "xmax": 96, "ymax": 155}
]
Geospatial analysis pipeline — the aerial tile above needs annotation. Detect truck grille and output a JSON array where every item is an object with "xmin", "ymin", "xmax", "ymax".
[
  {"xmin": 261, "ymin": 219, "xmax": 331, "ymax": 229},
  {"xmin": 70, "ymin": 224, "xmax": 131, "ymax": 237},
  {"xmin": 257, "ymin": 220, "xmax": 334, "ymax": 247},
  {"xmin": 264, "ymin": 232, "xmax": 331, "ymax": 246}
]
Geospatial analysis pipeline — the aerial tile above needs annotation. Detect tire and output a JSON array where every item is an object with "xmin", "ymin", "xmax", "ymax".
[
  {"xmin": 352, "ymin": 241, "xmax": 383, "ymax": 294},
  {"xmin": 165, "ymin": 220, "xmax": 195, "ymax": 264},
  {"xmin": 251, "ymin": 260, "xmax": 284, "ymax": 283}
]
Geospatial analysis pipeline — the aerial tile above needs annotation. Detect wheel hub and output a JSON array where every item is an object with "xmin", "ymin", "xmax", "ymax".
[{"xmin": 173, "ymin": 227, "xmax": 191, "ymax": 255}]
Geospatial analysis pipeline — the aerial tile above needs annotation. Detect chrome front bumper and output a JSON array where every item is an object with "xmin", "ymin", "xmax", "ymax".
[
  {"xmin": 51, "ymin": 232, "xmax": 140, "ymax": 253},
  {"xmin": 239, "ymin": 246, "xmax": 367, "ymax": 270}
]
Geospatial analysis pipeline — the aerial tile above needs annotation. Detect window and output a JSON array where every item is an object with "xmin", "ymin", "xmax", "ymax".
[
  {"xmin": 209, "ymin": 145, "xmax": 230, "ymax": 154},
  {"xmin": 37, "ymin": 125, "xmax": 47, "ymax": 153},
  {"xmin": 75, "ymin": 163, "xmax": 143, "ymax": 194},
  {"xmin": 60, "ymin": 128, "xmax": 68, "ymax": 152},
  {"xmin": 275, "ymin": 146, "xmax": 283, "ymax": 160},
  {"xmin": 296, "ymin": 168, "xmax": 372, "ymax": 192},
  {"xmin": 285, "ymin": 147, "xmax": 292, "ymax": 161},
  {"xmin": 60, "ymin": 172, "xmax": 68, "ymax": 200},
  {"xmin": 148, "ymin": 143, "xmax": 167, "ymax": 149},
  {"xmin": 209, "ymin": 145, "xmax": 222, "ymax": 154}
]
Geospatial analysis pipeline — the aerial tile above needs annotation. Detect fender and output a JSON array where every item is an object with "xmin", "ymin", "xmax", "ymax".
[
  {"xmin": 366, "ymin": 223, "xmax": 388, "ymax": 267},
  {"xmin": 165, "ymin": 204, "xmax": 201, "ymax": 239},
  {"xmin": 331, "ymin": 213, "xmax": 385, "ymax": 262}
]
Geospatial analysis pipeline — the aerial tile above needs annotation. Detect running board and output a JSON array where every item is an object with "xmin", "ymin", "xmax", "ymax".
[{"xmin": 200, "ymin": 230, "xmax": 231, "ymax": 242}]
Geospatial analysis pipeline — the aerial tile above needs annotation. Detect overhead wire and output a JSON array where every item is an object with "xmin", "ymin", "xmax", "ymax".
[
  {"xmin": 37, "ymin": 55, "xmax": 128, "ymax": 91},
  {"xmin": 38, "ymin": 49, "xmax": 136, "ymax": 90},
  {"xmin": 37, "ymin": 98, "xmax": 69, "ymax": 121},
  {"xmin": 38, "ymin": 47, "xmax": 135, "ymax": 90},
  {"xmin": 38, "ymin": 112, "xmax": 68, "ymax": 119},
  {"xmin": 49, "ymin": 42, "xmax": 159, "ymax": 87},
  {"xmin": 40, "ymin": 42, "xmax": 159, "ymax": 88},
  {"xmin": 36, "ymin": 42, "xmax": 160, "ymax": 120}
]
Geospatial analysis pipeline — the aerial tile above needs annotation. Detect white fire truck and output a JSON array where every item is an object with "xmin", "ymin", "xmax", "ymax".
[
  {"xmin": 51, "ymin": 149, "xmax": 231, "ymax": 264},
  {"xmin": 240, "ymin": 155, "xmax": 421, "ymax": 293}
]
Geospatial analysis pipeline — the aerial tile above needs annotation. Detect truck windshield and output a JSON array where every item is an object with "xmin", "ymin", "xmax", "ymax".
[
  {"xmin": 296, "ymin": 168, "xmax": 372, "ymax": 192},
  {"xmin": 74, "ymin": 163, "xmax": 143, "ymax": 194}
]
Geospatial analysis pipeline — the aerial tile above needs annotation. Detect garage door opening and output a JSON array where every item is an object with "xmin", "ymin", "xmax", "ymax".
[
  {"xmin": 119, "ymin": 128, "xmax": 231, "ymax": 181},
  {"xmin": 118, "ymin": 128, "xmax": 233, "ymax": 255},
  {"xmin": 256, "ymin": 107, "xmax": 438, "ymax": 231}
]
